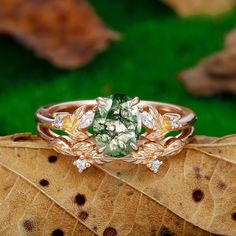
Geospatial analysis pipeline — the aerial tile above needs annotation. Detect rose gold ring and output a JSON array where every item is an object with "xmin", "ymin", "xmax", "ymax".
[{"xmin": 35, "ymin": 94, "xmax": 196, "ymax": 173}]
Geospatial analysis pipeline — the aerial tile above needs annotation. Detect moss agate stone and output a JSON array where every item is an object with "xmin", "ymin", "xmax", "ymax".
[{"xmin": 93, "ymin": 94, "xmax": 141, "ymax": 158}]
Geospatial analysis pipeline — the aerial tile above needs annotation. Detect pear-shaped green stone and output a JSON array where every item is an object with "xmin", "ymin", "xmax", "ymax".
[{"xmin": 93, "ymin": 94, "xmax": 141, "ymax": 158}]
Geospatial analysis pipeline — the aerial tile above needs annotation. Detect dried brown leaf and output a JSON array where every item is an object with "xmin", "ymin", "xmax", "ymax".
[
  {"xmin": 0, "ymin": 0, "xmax": 119, "ymax": 69},
  {"xmin": 0, "ymin": 133, "xmax": 236, "ymax": 235},
  {"xmin": 179, "ymin": 29, "xmax": 236, "ymax": 96},
  {"xmin": 188, "ymin": 135, "xmax": 236, "ymax": 165},
  {"xmin": 163, "ymin": 0, "xmax": 236, "ymax": 17}
]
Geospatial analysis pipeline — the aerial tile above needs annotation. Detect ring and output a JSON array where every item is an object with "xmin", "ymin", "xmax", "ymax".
[{"xmin": 35, "ymin": 94, "xmax": 196, "ymax": 173}]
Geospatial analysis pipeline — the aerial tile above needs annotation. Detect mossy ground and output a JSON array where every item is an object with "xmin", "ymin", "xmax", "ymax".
[{"xmin": 0, "ymin": 1, "xmax": 235, "ymax": 136}]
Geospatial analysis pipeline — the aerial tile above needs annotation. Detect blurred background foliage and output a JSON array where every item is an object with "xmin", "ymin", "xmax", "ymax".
[{"xmin": 0, "ymin": 0, "xmax": 236, "ymax": 136}]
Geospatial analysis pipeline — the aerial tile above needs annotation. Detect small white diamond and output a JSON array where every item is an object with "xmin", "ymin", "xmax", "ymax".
[
  {"xmin": 141, "ymin": 111, "xmax": 154, "ymax": 129},
  {"xmin": 79, "ymin": 110, "xmax": 95, "ymax": 129},
  {"xmin": 171, "ymin": 117, "xmax": 180, "ymax": 129},
  {"xmin": 73, "ymin": 158, "xmax": 90, "ymax": 173},
  {"xmin": 147, "ymin": 159, "xmax": 163, "ymax": 173},
  {"xmin": 53, "ymin": 115, "xmax": 64, "ymax": 129}
]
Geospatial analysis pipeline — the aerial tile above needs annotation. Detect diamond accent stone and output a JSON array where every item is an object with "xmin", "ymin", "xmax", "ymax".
[
  {"xmin": 53, "ymin": 115, "xmax": 64, "ymax": 129},
  {"xmin": 93, "ymin": 94, "xmax": 142, "ymax": 158},
  {"xmin": 79, "ymin": 110, "xmax": 95, "ymax": 129},
  {"xmin": 170, "ymin": 115, "xmax": 181, "ymax": 129},
  {"xmin": 171, "ymin": 119, "xmax": 179, "ymax": 129},
  {"xmin": 147, "ymin": 159, "xmax": 163, "ymax": 173},
  {"xmin": 141, "ymin": 111, "xmax": 154, "ymax": 129},
  {"xmin": 73, "ymin": 158, "xmax": 91, "ymax": 173}
]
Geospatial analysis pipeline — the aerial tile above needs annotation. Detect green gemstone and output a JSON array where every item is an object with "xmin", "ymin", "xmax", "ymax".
[{"xmin": 93, "ymin": 94, "xmax": 141, "ymax": 158}]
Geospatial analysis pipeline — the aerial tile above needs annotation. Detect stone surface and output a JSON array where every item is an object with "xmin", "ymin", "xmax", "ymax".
[{"xmin": 93, "ymin": 94, "xmax": 141, "ymax": 158}]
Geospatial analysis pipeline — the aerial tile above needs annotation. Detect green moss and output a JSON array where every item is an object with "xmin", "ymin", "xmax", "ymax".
[
  {"xmin": 0, "ymin": 1, "xmax": 235, "ymax": 136},
  {"xmin": 93, "ymin": 94, "xmax": 141, "ymax": 157}
]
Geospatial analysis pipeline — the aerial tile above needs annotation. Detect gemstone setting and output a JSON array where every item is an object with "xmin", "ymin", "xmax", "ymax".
[
  {"xmin": 79, "ymin": 110, "xmax": 95, "ymax": 129},
  {"xmin": 93, "ymin": 94, "xmax": 142, "ymax": 158},
  {"xmin": 147, "ymin": 159, "xmax": 163, "ymax": 173},
  {"xmin": 73, "ymin": 158, "xmax": 91, "ymax": 173},
  {"xmin": 53, "ymin": 115, "xmax": 64, "ymax": 129},
  {"xmin": 140, "ymin": 111, "xmax": 154, "ymax": 129}
]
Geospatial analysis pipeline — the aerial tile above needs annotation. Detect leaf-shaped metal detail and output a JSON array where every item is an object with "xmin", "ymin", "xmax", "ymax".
[{"xmin": 54, "ymin": 106, "xmax": 91, "ymax": 141}]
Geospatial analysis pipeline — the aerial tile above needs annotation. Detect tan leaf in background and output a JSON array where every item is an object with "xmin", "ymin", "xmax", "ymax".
[
  {"xmin": 178, "ymin": 29, "xmax": 236, "ymax": 96},
  {"xmin": 0, "ymin": 133, "xmax": 236, "ymax": 235},
  {"xmin": 0, "ymin": 0, "xmax": 119, "ymax": 69},
  {"xmin": 163, "ymin": 0, "xmax": 236, "ymax": 17}
]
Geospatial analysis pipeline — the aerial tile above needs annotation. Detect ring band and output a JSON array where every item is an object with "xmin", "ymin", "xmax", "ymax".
[{"xmin": 35, "ymin": 94, "xmax": 196, "ymax": 173}]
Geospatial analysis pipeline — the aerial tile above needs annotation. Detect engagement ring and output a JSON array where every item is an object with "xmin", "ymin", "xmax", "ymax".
[{"xmin": 35, "ymin": 94, "xmax": 196, "ymax": 173}]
